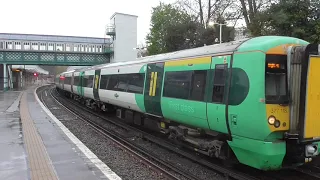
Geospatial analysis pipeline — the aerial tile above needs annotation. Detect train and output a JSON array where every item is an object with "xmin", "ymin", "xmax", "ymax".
[{"xmin": 55, "ymin": 36, "xmax": 320, "ymax": 171}]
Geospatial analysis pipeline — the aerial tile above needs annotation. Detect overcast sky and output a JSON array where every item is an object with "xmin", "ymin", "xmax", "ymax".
[{"xmin": 0, "ymin": 0, "xmax": 175, "ymax": 46}]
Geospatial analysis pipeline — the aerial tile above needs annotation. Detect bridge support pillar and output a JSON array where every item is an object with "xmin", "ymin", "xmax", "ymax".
[
  {"xmin": 0, "ymin": 64, "xmax": 3, "ymax": 90},
  {"xmin": 0, "ymin": 64, "xmax": 10, "ymax": 91},
  {"xmin": 4, "ymin": 64, "xmax": 9, "ymax": 91}
]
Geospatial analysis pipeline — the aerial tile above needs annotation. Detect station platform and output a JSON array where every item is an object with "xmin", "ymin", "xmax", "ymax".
[{"xmin": 0, "ymin": 85, "xmax": 121, "ymax": 180}]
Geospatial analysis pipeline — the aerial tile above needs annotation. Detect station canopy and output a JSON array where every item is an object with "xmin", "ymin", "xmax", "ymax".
[
  {"xmin": 11, "ymin": 65, "xmax": 49, "ymax": 75},
  {"xmin": 66, "ymin": 66, "xmax": 90, "ymax": 71}
]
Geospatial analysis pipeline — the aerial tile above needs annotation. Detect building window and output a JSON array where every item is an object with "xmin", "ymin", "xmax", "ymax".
[
  {"xmin": 40, "ymin": 43, "xmax": 46, "ymax": 50},
  {"xmin": 66, "ymin": 44, "xmax": 71, "ymax": 51},
  {"xmin": 48, "ymin": 43, "xmax": 54, "ymax": 51},
  {"xmin": 92, "ymin": 45, "xmax": 96, "ymax": 52},
  {"xmin": 31, "ymin": 42, "xmax": 38, "ymax": 50},
  {"xmin": 74, "ymin": 45, "xmax": 78, "ymax": 51},
  {"xmin": 7, "ymin": 42, "xmax": 13, "ymax": 49},
  {"xmin": 56, "ymin": 44, "xmax": 63, "ymax": 51},
  {"xmin": 15, "ymin": 42, "xmax": 21, "ymax": 50},
  {"xmin": 24, "ymin": 42, "xmax": 30, "ymax": 50}
]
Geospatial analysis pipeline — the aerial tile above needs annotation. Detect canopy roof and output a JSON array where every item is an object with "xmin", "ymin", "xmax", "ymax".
[{"xmin": 11, "ymin": 65, "xmax": 49, "ymax": 75}]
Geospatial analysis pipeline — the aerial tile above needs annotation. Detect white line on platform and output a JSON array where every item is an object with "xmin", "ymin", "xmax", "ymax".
[
  {"xmin": 34, "ymin": 86, "xmax": 122, "ymax": 180},
  {"xmin": 45, "ymin": 90, "xmax": 47, "ymax": 96}
]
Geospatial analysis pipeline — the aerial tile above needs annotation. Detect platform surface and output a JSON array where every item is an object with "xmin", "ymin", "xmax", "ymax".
[
  {"xmin": 0, "ymin": 86, "xmax": 119, "ymax": 180},
  {"xmin": 0, "ymin": 90, "xmax": 27, "ymax": 180}
]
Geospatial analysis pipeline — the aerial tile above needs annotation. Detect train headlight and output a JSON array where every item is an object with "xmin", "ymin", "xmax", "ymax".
[
  {"xmin": 268, "ymin": 116, "xmax": 276, "ymax": 125},
  {"xmin": 274, "ymin": 120, "xmax": 281, "ymax": 128},
  {"xmin": 306, "ymin": 144, "xmax": 319, "ymax": 157},
  {"xmin": 307, "ymin": 146, "xmax": 317, "ymax": 154}
]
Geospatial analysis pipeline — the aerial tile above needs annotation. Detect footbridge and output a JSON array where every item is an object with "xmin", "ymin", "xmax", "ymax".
[{"xmin": 0, "ymin": 33, "xmax": 112, "ymax": 66}]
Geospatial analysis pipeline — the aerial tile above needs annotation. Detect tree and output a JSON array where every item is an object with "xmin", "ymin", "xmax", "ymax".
[
  {"xmin": 308, "ymin": 0, "xmax": 320, "ymax": 43},
  {"xmin": 146, "ymin": 2, "xmax": 236, "ymax": 55},
  {"xmin": 175, "ymin": 0, "xmax": 236, "ymax": 43},
  {"xmin": 146, "ymin": 3, "xmax": 198, "ymax": 55},
  {"xmin": 263, "ymin": 0, "xmax": 320, "ymax": 43},
  {"xmin": 238, "ymin": 0, "xmax": 275, "ymax": 36},
  {"xmin": 175, "ymin": 0, "xmax": 241, "ymax": 28}
]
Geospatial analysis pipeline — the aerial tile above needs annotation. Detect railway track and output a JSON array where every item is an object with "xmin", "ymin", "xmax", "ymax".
[
  {"xmin": 40, "ymin": 85, "xmax": 258, "ymax": 180},
  {"xmin": 38, "ymin": 85, "xmax": 320, "ymax": 180},
  {"xmin": 40, "ymin": 85, "xmax": 199, "ymax": 180}
]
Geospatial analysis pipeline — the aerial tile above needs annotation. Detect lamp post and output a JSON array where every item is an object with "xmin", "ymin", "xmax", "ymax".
[{"xmin": 208, "ymin": 22, "xmax": 227, "ymax": 44}]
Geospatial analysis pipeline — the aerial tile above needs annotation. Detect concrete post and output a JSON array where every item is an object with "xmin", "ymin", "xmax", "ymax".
[
  {"xmin": 0, "ymin": 64, "xmax": 3, "ymax": 90},
  {"xmin": 3, "ymin": 63, "xmax": 7, "ymax": 91},
  {"xmin": 20, "ymin": 71, "xmax": 23, "ymax": 89}
]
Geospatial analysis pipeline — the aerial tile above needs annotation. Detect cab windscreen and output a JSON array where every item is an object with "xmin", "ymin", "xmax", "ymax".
[{"xmin": 265, "ymin": 54, "xmax": 288, "ymax": 104}]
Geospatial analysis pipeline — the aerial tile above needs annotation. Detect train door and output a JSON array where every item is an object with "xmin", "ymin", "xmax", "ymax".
[
  {"xmin": 93, "ymin": 69, "xmax": 101, "ymax": 100},
  {"xmin": 71, "ymin": 73, "xmax": 74, "ymax": 93},
  {"xmin": 61, "ymin": 75, "xmax": 65, "ymax": 89},
  {"xmin": 207, "ymin": 55, "xmax": 232, "ymax": 135},
  {"xmin": 144, "ymin": 62, "xmax": 164, "ymax": 116},
  {"xmin": 77, "ymin": 72, "xmax": 84, "ymax": 96}
]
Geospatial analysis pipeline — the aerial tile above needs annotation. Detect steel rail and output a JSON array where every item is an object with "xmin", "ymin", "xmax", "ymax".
[
  {"xmin": 41, "ymin": 86, "xmax": 195, "ymax": 180},
  {"xmin": 48, "ymin": 85, "xmax": 259, "ymax": 180}
]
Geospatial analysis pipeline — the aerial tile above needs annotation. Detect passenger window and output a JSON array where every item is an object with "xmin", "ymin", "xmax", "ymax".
[
  {"xmin": 74, "ymin": 76, "xmax": 79, "ymax": 86},
  {"xmin": 107, "ymin": 75, "xmax": 118, "ymax": 91},
  {"xmin": 83, "ymin": 76, "xmax": 86, "ymax": 87},
  {"xmin": 114, "ymin": 74, "xmax": 128, "ymax": 92},
  {"xmin": 190, "ymin": 70, "xmax": 207, "ymax": 101},
  {"xmin": 99, "ymin": 75, "xmax": 109, "ymax": 89},
  {"xmin": 87, "ymin": 75, "xmax": 94, "ymax": 88},
  {"xmin": 163, "ymin": 71, "xmax": 192, "ymax": 100},
  {"xmin": 212, "ymin": 64, "xmax": 228, "ymax": 103},
  {"xmin": 127, "ymin": 73, "xmax": 144, "ymax": 94}
]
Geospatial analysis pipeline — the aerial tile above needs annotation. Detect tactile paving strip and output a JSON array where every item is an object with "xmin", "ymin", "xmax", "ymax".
[{"xmin": 20, "ymin": 92, "xmax": 58, "ymax": 180}]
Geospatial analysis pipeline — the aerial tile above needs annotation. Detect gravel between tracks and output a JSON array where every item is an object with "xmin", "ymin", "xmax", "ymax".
[
  {"xmin": 39, "ymin": 86, "xmax": 224, "ymax": 180},
  {"xmin": 39, "ymin": 86, "xmax": 164, "ymax": 180}
]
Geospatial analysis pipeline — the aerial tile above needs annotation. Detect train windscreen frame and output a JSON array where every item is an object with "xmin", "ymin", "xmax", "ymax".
[{"xmin": 265, "ymin": 54, "xmax": 289, "ymax": 104}]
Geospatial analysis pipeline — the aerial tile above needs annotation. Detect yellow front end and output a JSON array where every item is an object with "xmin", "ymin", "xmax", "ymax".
[
  {"xmin": 304, "ymin": 56, "xmax": 320, "ymax": 139},
  {"xmin": 268, "ymin": 44, "xmax": 320, "ymax": 167}
]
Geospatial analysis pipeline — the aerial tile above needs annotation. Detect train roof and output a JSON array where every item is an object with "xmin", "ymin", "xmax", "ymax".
[
  {"xmin": 61, "ymin": 38, "xmax": 249, "ymax": 75},
  {"xmin": 57, "ymin": 36, "xmax": 309, "ymax": 76}
]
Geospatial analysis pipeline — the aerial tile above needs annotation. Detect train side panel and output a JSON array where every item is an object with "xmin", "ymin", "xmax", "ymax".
[
  {"xmin": 225, "ymin": 51, "xmax": 287, "ymax": 170},
  {"xmin": 63, "ymin": 72, "xmax": 72, "ymax": 92},
  {"xmin": 226, "ymin": 51, "xmax": 267, "ymax": 139},
  {"xmin": 99, "ymin": 63, "xmax": 146, "ymax": 113},
  {"xmin": 72, "ymin": 71, "xmax": 80, "ymax": 96},
  {"xmin": 83, "ymin": 70, "xmax": 95, "ymax": 99},
  {"xmin": 160, "ymin": 56, "xmax": 211, "ymax": 129}
]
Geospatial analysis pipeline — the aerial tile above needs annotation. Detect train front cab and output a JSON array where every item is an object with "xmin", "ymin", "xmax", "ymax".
[
  {"xmin": 279, "ymin": 44, "xmax": 320, "ymax": 167},
  {"xmin": 235, "ymin": 43, "xmax": 320, "ymax": 171}
]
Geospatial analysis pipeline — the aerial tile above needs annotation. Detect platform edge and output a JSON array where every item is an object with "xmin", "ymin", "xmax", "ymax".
[{"xmin": 34, "ymin": 85, "xmax": 122, "ymax": 180}]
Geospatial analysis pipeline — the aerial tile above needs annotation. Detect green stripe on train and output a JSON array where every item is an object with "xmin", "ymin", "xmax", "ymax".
[{"xmin": 135, "ymin": 65, "xmax": 147, "ymax": 112}]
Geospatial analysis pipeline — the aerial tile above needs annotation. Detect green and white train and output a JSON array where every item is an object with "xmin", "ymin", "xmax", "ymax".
[{"xmin": 55, "ymin": 36, "xmax": 320, "ymax": 171}]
